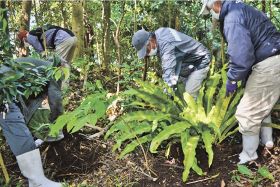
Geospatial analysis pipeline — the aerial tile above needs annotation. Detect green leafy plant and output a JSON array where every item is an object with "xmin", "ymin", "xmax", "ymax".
[
  {"xmin": 49, "ymin": 81, "xmax": 112, "ymax": 136},
  {"xmin": 105, "ymin": 64, "xmax": 243, "ymax": 182},
  {"xmin": 231, "ymin": 164, "xmax": 275, "ymax": 186},
  {"xmin": 0, "ymin": 56, "xmax": 69, "ymax": 105},
  {"xmin": 0, "ymin": 60, "xmax": 51, "ymax": 104},
  {"xmin": 28, "ymin": 108, "xmax": 52, "ymax": 140}
]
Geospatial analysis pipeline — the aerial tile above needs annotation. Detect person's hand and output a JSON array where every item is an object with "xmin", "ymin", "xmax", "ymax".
[
  {"xmin": 163, "ymin": 86, "xmax": 176, "ymax": 100},
  {"xmin": 40, "ymin": 51, "xmax": 48, "ymax": 58},
  {"xmin": 226, "ymin": 79, "xmax": 237, "ymax": 96}
]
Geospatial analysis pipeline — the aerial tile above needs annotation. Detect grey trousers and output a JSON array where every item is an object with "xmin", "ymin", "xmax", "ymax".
[
  {"xmin": 0, "ymin": 103, "xmax": 36, "ymax": 156},
  {"xmin": 180, "ymin": 66, "xmax": 210, "ymax": 99}
]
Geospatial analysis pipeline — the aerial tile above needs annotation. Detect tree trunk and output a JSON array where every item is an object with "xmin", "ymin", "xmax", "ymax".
[
  {"xmin": 168, "ymin": 0, "xmax": 172, "ymax": 28},
  {"xmin": 72, "ymin": 0, "xmax": 84, "ymax": 58},
  {"xmin": 0, "ymin": 0, "xmax": 11, "ymax": 61},
  {"xmin": 19, "ymin": 0, "xmax": 32, "ymax": 57},
  {"xmin": 33, "ymin": 0, "xmax": 38, "ymax": 24},
  {"xmin": 270, "ymin": 0, "xmax": 273, "ymax": 18},
  {"xmin": 112, "ymin": 2, "xmax": 125, "ymax": 94},
  {"xmin": 60, "ymin": 1, "xmax": 68, "ymax": 27},
  {"xmin": 101, "ymin": 0, "xmax": 111, "ymax": 70},
  {"xmin": 20, "ymin": 0, "xmax": 32, "ymax": 30},
  {"xmin": 262, "ymin": 0, "xmax": 266, "ymax": 13},
  {"xmin": 134, "ymin": 0, "xmax": 137, "ymax": 32}
]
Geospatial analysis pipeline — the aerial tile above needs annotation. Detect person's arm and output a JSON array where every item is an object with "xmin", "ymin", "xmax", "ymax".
[
  {"xmin": 161, "ymin": 45, "xmax": 179, "ymax": 87},
  {"xmin": 26, "ymin": 34, "xmax": 44, "ymax": 53},
  {"xmin": 224, "ymin": 23, "xmax": 255, "ymax": 81}
]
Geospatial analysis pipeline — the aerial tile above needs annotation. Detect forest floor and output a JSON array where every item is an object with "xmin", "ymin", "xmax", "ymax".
[
  {"xmin": 1, "ymin": 76, "xmax": 280, "ymax": 187},
  {"xmin": 2, "ymin": 129, "xmax": 280, "ymax": 187}
]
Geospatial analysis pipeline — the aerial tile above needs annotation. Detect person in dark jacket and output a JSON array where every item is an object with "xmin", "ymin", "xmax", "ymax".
[
  {"xmin": 18, "ymin": 26, "xmax": 77, "ymax": 64},
  {"xmin": 200, "ymin": 0, "xmax": 280, "ymax": 164},
  {"xmin": 0, "ymin": 57, "xmax": 65, "ymax": 187},
  {"xmin": 132, "ymin": 27, "xmax": 211, "ymax": 98}
]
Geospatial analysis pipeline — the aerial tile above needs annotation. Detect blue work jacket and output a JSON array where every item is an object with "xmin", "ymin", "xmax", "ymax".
[{"xmin": 220, "ymin": 1, "xmax": 280, "ymax": 81}]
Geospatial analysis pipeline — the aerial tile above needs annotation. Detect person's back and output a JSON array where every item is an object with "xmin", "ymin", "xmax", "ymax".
[
  {"xmin": 27, "ymin": 28, "xmax": 73, "ymax": 53},
  {"xmin": 221, "ymin": 1, "xmax": 280, "ymax": 64},
  {"xmin": 18, "ymin": 25, "xmax": 77, "ymax": 64},
  {"xmin": 155, "ymin": 27, "xmax": 210, "ymax": 70},
  {"xmin": 132, "ymin": 27, "xmax": 211, "ymax": 98}
]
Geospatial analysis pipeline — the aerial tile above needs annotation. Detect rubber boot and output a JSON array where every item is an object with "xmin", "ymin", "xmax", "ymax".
[
  {"xmin": 16, "ymin": 149, "xmax": 62, "ymax": 187},
  {"xmin": 238, "ymin": 134, "xmax": 259, "ymax": 164},
  {"xmin": 261, "ymin": 116, "xmax": 274, "ymax": 149}
]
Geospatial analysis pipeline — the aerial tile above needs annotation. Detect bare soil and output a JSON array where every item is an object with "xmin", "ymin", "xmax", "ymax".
[{"xmin": 1, "ymin": 129, "xmax": 280, "ymax": 187}]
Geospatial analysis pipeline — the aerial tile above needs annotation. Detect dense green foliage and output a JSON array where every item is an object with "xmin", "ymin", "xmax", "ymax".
[
  {"xmin": 105, "ymin": 64, "xmax": 243, "ymax": 181},
  {"xmin": 0, "ymin": 60, "xmax": 51, "ymax": 104},
  {"xmin": 1, "ymin": 0, "xmax": 280, "ymax": 185},
  {"xmin": 49, "ymin": 81, "xmax": 112, "ymax": 136},
  {"xmin": 0, "ymin": 56, "xmax": 69, "ymax": 105}
]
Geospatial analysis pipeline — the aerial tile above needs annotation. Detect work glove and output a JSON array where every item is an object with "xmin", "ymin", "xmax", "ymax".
[
  {"xmin": 163, "ymin": 86, "xmax": 176, "ymax": 100},
  {"xmin": 226, "ymin": 79, "xmax": 237, "ymax": 97}
]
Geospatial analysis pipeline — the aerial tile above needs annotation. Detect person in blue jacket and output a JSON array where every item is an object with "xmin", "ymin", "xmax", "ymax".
[
  {"xmin": 200, "ymin": 0, "xmax": 280, "ymax": 164},
  {"xmin": 132, "ymin": 27, "xmax": 211, "ymax": 99}
]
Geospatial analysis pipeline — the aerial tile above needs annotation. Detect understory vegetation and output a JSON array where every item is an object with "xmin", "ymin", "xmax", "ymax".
[{"xmin": 1, "ymin": 0, "xmax": 280, "ymax": 186}]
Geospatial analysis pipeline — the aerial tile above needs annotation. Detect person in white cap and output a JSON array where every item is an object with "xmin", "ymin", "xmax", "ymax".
[
  {"xmin": 132, "ymin": 27, "xmax": 211, "ymax": 99},
  {"xmin": 199, "ymin": 0, "xmax": 280, "ymax": 164}
]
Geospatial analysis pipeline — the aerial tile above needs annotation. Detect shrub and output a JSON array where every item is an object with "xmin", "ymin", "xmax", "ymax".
[{"xmin": 105, "ymin": 65, "xmax": 243, "ymax": 182}]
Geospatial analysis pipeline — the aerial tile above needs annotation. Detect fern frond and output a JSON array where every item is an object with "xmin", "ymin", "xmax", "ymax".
[
  {"xmin": 192, "ymin": 158, "xmax": 204, "ymax": 176},
  {"xmin": 181, "ymin": 132, "xmax": 199, "ymax": 182},
  {"xmin": 105, "ymin": 121, "xmax": 127, "ymax": 140},
  {"xmin": 112, "ymin": 122, "xmax": 152, "ymax": 151},
  {"xmin": 119, "ymin": 135, "xmax": 153, "ymax": 159},
  {"xmin": 150, "ymin": 121, "xmax": 192, "ymax": 153},
  {"xmin": 202, "ymin": 130, "xmax": 214, "ymax": 167},
  {"xmin": 204, "ymin": 73, "xmax": 221, "ymax": 114}
]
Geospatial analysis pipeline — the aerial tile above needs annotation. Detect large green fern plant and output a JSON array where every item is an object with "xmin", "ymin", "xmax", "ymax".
[{"xmin": 105, "ymin": 65, "xmax": 243, "ymax": 182}]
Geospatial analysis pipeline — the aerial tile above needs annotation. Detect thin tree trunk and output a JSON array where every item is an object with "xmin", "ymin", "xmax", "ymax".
[
  {"xmin": 72, "ymin": 0, "xmax": 84, "ymax": 58},
  {"xmin": 175, "ymin": 9, "xmax": 180, "ymax": 30},
  {"xmin": 262, "ymin": 0, "xmax": 266, "ymax": 13},
  {"xmin": 19, "ymin": 0, "xmax": 32, "ymax": 56},
  {"xmin": 143, "ymin": 57, "xmax": 149, "ymax": 81},
  {"xmin": 134, "ymin": 0, "xmax": 137, "ymax": 32},
  {"xmin": 0, "ymin": 152, "xmax": 9, "ymax": 185},
  {"xmin": 270, "ymin": 0, "xmax": 273, "ymax": 18},
  {"xmin": 0, "ymin": 0, "xmax": 11, "ymax": 61},
  {"xmin": 101, "ymin": 0, "xmax": 111, "ymax": 70},
  {"xmin": 20, "ymin": 0, "xmax": 32, "ymax": 30},
  {"xmin": 168, "ymin": 0, "xmax": 172, "ymax": 28},
  {"xmin": 112, "ymin": 2, "xmax": 125, "ymax": 94},
  {"xmin": 60, "ymin": 1, "xmax": 67, "ymax": 27},
  {"xmin": 33, "ymin": 0, "xmax": 38, "ymax": 24}
]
